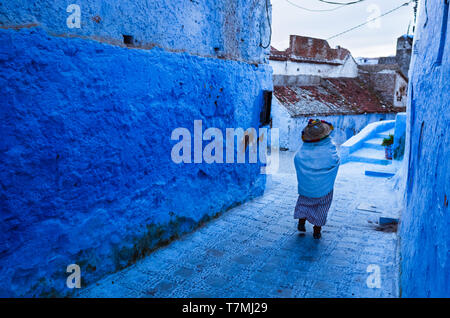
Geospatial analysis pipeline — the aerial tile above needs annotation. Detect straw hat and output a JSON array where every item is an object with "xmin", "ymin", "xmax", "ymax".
[{"xmin": 301, "ymin": 119, "xmax": 334, "ymax": 143}]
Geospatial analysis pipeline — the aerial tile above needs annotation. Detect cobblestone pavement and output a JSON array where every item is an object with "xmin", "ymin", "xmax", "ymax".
[{"xmin": 78, "ymin": 152, "xmax": 400, "ymax": 298}]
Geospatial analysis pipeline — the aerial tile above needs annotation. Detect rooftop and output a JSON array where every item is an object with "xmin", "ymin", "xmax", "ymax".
[
  {"xmin": 270, "ymin": 35, "xmax": 352, "ymax": 65},
  {"xmin": 274, "ymin": 77, "xmax": 404, "ymax": 117}
]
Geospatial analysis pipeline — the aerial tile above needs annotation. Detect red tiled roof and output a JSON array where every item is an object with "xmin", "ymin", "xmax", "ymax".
[
  {"xmin": 274, "ymin": 77, "xmax": 405, "ymax": 117},
  {"xmin": 270, "ymin": 35, "xmax": 352, "ymax": 65}
]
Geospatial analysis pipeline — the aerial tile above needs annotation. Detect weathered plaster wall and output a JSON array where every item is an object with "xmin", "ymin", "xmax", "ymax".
[
  {"xmin": 270, "ymin": 56, "xmax": 358, "ymax": 78},
  {"xmin": 399, "ymin": 0, "xmax": 450, "ymax": 297},
  {"xmin": 393, "ymin": 73, "xmax": 408, "ymax": 108},
  {"xmin": 393, "ymin": 113, "xmax": 406, "ymax": 160},
  {"xmin": 359, "ymin": 69, "xmax": 407, "ymax": 108},
  {"xmin": 0, "ymin": 0, "xmax": 271, "ymax": 64},
  {"xmin": 0, "ymin": 0, "xmax": 273, "ymax": 297},
  {"xmin": 271, "ymin": 97, "xmax": 396, "ymax": 151},
  {"xmin": 396, "ymin": 35, "xmax": 413, "ymax": 78}
]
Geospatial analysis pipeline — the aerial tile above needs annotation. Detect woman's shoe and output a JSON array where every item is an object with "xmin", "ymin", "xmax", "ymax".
[
  {"xmin": 297, "ymin": 218, "xmax": 306, "ymax": 232},
  {"xmin": 313, "ymin": 226, "xmax": 322, "ymax": 239}
]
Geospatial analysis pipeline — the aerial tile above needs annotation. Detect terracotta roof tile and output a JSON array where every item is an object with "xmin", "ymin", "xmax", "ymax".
[
  {"xmin": 274, "ymin": 77, "xmax": 405, "ymax": 117},
  {"xmin": 270, "ymin": 35, "xmax": 351, "ymax": 65}
]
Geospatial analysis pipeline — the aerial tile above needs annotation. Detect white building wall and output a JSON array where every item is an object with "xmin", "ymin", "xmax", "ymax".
[
  {"xmin": 270, "ymin": 56, "xmax": 358, "ymax": 78},
  {"xmin": 272, "ymin": 97, "xmax": 396, "ymax": 152},
  {"xmin": 356, "ymin": 57, "xmax": 379, "ymax": 65},
  {"xmin": 394, "ymin": 74, "xmax": 408, "ymax": 107}
]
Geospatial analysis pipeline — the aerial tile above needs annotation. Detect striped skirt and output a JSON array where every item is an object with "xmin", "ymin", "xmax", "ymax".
[{"xmin": 294, "ymin": 190, "xmax": 333, "ymax": 227}]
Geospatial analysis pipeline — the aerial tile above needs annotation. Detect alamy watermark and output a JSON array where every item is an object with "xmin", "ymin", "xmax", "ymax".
[
  {"xmin": 170, "ymin": 120, "xmax": 280, "ymax": 174},
  {"xmin": 66, "ymin": 4, "xmax": 81, "ymax": 29},
  {"xmin": 366, "ymin": 264, "xmax": 381, "ymax": 289},
  {"xmin": 66, "ymin": 264, "xmax": 81, "ymax": 289}
]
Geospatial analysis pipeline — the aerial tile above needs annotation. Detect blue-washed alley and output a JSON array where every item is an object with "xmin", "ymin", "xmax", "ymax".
[
  {"xmin": 79, "ymin": 153, "xmax": 400, "ymax": 298},
  {"xmin": 1, "ymin": 0, "xmax": 448, "ymax": 299}
]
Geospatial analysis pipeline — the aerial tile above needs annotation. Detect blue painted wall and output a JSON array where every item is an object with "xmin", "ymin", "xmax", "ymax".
[
  {"xmin": 0, "ymin": 0, "xmax": 272, "ymax": 297},
  {"xmin": 399, "ymin": 0, "xmax": 450, "ymax": 297},
  {"xmin": 393, "ymin": 112, "xmax": 406, "ymax": 160},
  {"xmin": 0, "ymin": 0, "xmax": 271, "ymax": 64}
]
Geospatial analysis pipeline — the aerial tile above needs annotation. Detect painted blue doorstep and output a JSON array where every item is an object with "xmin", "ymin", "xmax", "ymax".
[{"xmin": 364, "ymin": 170, "xmax": 395, "ymax": 178}]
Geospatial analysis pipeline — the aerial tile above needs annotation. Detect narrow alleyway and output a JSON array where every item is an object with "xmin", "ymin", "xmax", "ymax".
[{"xmin": 78, "ymin": 152, "xmax": 400, "ymax": 298}]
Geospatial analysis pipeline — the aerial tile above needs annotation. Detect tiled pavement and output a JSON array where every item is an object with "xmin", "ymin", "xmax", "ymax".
[{"xmin": 78, "ymin": 152, "xmax": 400, "ymax": 298}]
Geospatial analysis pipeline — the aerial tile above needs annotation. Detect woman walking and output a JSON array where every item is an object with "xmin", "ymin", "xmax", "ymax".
[{"xmin": 294, "ymin": 119, "xmax": 340, "ymax": 239}]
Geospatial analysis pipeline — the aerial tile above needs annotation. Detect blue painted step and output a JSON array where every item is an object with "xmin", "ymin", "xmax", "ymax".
[
  {"xmin": 365, "ymin": 170, "xmax": 395, "ymax": 177},
  {"xmin": 363, "ymin": 137, "xmax": 385, "ymax": 150},
  {"xmin": 377, "ymin": 128, "xmax": 395, "ymax": 139},
  {"xmin": 379, "ymin": 217, "xmax": 399, "ymax": 224},
  {"xmin": 348, "ymin": 147, "xmax": 392, "ymax": 165}
]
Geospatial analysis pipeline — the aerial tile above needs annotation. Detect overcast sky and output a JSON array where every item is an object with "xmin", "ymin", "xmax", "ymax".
[{"xmin": 271, "ymin": 0, "xmax": 416, "ymax": 58}]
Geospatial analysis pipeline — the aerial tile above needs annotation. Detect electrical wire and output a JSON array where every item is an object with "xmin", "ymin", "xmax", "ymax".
[
  {"xmin": 285, "ymin": 0, "xmax": 347, "ymax": 12},
  {"xmin": 326, "ymin": 0, "xmax": 413, "ymax": 40},
  {"xmin": 317, "ymin": 0, "xmax": 366, "ymax": 5}
]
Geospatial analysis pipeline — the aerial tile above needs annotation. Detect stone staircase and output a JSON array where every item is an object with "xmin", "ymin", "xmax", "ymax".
[
  {"xmin": 347, "ymin": 128, "xmax": 395, "ymax": 166},
  {"xmin": 339, "ymin": 118, "xmax": 406, "ymax": 225}
]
